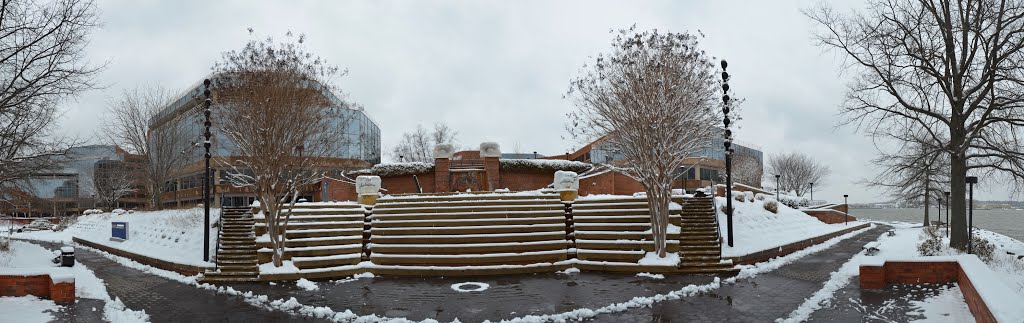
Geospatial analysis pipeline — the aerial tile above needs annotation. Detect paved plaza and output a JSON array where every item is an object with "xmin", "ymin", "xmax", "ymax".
[{"xmin": 24, "ymin": 224, "xmax": 953, "ymax": 323}]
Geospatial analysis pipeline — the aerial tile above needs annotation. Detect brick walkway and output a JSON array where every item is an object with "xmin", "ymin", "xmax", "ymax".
[
  {"xmin": 24, "ymin": 225, "xmax": 891, "ymax": 322},
  {"xmin": 591, "ymin": 224, "xmax": 892, "ymax": 323},
  {"xmin": 26, "ymin": 240, "xmax": 322, "ymax": 323},
  {"xmin": 807, "ymin": 282, "xmax": 962, "ymax": 322}
]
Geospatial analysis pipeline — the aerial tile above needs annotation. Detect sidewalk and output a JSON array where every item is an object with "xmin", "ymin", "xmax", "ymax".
[
  {"xmin": 27, "ymin": 240, "xmax": 323, "ymax": 323},
  {"xmin": 590, "ymin": 224, "xmax": 891, "ymax": 322}
]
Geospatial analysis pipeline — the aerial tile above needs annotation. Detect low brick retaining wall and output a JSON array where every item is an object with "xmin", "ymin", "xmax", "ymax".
[
  {"xmin": 859, "ymin": 256, "xmax": 1024, "ymax": 323},
  {"xmin": 73, "ymin": 237, "xmax": 211, "ymax": 276},
  {"xmin": 0, "ymin": 274, "xmax": 74, "ymax": 304},
  {"xmin": 801, "ymin": 209, "xmax": 857, "ymax": 224},
  {"xmin": 725, "ymin": 223, "xmax": 871, "ymax": 265}
]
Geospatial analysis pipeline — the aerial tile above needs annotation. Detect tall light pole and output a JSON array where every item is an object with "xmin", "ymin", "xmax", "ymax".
[
  {"xmin": 809, "ymin": 182, "xmax": 814, "ymax": 202},
  {"xmin": 937, "ymin": 194, "xmax": 942, "ymax": 228},
  {"xmin": 844, "ymin": 194, "xmax": 849, "ymax": 225},
  {"xmin": 721, "ymin": 59, "xmax": 735, "ymax": 247},
  {"xmin": 775, "ymin": 174, "xmax": 781, "ymax": 197},
  {"xmin": 966, "ymin": 176, "xmax": 978, "ymax": 254},
  {"xmin": 202, "ymin": 78, "xmax": 213, "ymax": 262},
  {"xmin": 945, "ymin": 191, "xmax": 950, "ymax": 237}
]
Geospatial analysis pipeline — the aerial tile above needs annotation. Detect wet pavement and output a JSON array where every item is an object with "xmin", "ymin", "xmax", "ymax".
[
  {"xmin": 48, "ymin": 298, "xmax": 106, "ymax": 322},
  {"xmin": 807, "ymin": 282, "xmax": 964, "ymax": 322},
  {"xmin": 218, "ymin": 225, "xmax": 891, "ymax": 323},
  {"xmin": 27, "ymin": 240, "xmax": 322, "ymax": 323},
  {"xmin": 22, "ymin": 224, "xmax": 892, "ymax": 323}
]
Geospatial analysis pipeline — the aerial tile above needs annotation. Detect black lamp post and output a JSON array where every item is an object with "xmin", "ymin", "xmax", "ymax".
[
  {"xmin": 721, "ymin": 59, "xmax": 734, "ymax": 247},
  {"xmin": 844, "ymin": 194, "xmax": 849, "ymax": 225},
  {"xmin": 937, "ymin": 194, "xmax": 942, "ymax": 228},
  {"xmin": 533, "ymin": 151, "xmax": 537, "ymax": 159},
  {"xmin": 966, "ymin": 176, "xmax": 978, "ymax": 254},
  {"xmin": 809, "ymin": 182, "xmax": 814, "ymax": 202},
  {"xmin": 945, "ymin": 191, "xmax": 950, "ymax": 237},
  {"xmin": 775, "ymin": 174, "xmax": 781, "ymax": 197},
  {"xmin": 202, "ymin": 79, "xmax": 213, "ymax": 262},
  {"xmin": 565, "ymin": 153, "xmax": 570, "ymax": 161}
]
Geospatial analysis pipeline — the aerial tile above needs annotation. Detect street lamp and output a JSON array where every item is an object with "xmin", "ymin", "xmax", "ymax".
[
  {"xmin": 966, "ymin": 176, "xmax": 978, "ymax": 254},
  {"xmin": 533, "ymin": 151, "xmax": 537, "ymax": 159},
  {"xmin": 775, "ymin": 174, "xmax": 781, "ymax": 197},
  {"xmin": 844, "ymin": 194, "xmax": 849, "ymax": 225},
  {"xmin": 945, "ymin": 191, "xmax": 950, "ymax": 237},
  {"xmin": 809, "ymin": 182, "xmax": 814, "ymax": 202},
  {"xmin": 937, "ymin": 194, "xmax": 942, "ymax": 229},
  {"xmin": 721, "ymin": 59, "xmax": 735, "ymax": 247},
  {"xmin": 202, "ymin": 78, "xmax": 213, "ymax": 262}
]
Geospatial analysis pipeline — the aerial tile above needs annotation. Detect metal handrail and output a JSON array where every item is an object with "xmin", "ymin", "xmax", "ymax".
[{"xmin": 709, "ymin": 179, "xmax": 724, "ymax": 257}]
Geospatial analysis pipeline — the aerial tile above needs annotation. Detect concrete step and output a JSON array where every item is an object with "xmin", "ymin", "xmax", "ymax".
[
  {"xmin": 375, "ymin": 199, "xmax": 563, "ymax": 209},
  {"xmin": 370, "ymin": 231, "xmax": 566, "ymax": 244},
  {"xmin": 378, "ymin": 194, "xmax": 560, "ymax": 203},
  {"xmin": 370, "ymin": 250, "xmax": 567, "ymax": 266},
  {"xmin": 573, "ymin": 223, "xmax": 651, "ymax": 231},
  {"xmin": 260, "ymin": 245, "xmax": 363, "ymax": 259},
  {"xmin": 371, "ymin": 223, "xmax": 565, "ymax": 236},
  {"xmin": 372, "ymin": 216, "xmax": 565, "ymax": 228},
  {"xmin": 370, "ymin": 240, "xmax": 569, "ymax": 254},
  {"xmin": 572, "ymin": 209, "xmax": 651, "ymax": 216},
  {"xmin": 292, "ymin": 254, "xmax": 362, "ymax": 269},
  {"xmin": 257, "ymin": 236, "xmax": 362, "ymax": 248},
  {"xmin": 576, "ymin": 250, "xmax": 645, "ymax": 262},
  {"xmin": 284, "ymin": 228, "xmax": 362, "ymax": 239},
  {"xmin": 371, "ymin": 209, "xmax": 565, "ymax": 221},
  {"xmin": 575, "ymin": 240, "xmax": 681, "ymax": 252},
  {"xmin": 574, "ymin": 231, "xmax": 679, "ymax": 240},
  {"xmin": 373, "ymin": 204, "xmax": 563, "ymax": 214}
]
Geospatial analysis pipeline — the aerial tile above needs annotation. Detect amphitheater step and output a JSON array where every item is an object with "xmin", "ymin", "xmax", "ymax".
[
  {"xmin": 371, "ymin": 216, "xmax": 564, "ymax": 228},
  {"xmin": 370, "ymin": 250, "xmax": 567, "ymax": 266},
  {"xmin": 370, "ymin": 223, "xmax": 565, "ymax": 236},
  {"xmin": 370, "ymin": 231, "xmax": 566, "ymax": 244},
  {"xmin": 292, "ymin": 254, "xmax": 362, "ymax": 269},
  {"xmin": 370, "ymin": 209, "xmax": 564, "ymax": 221},
  {"xmin": 369, "ymin": 240, "xmax": 569, "ymax": 254}
]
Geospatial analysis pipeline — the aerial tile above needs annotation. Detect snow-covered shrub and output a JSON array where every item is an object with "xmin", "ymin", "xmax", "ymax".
[
  {"xmin": 0, "ymin": 237, "xmax": 9, "ymax": 252},
  {"xmin": 755, "ymin": 193, "xmax": 766, "ymax": 201},
  {"xmin": 776, "ymin": 194, "xmax": 810, "ymax": 208},
  {"xmin": 499, "ymin": 159, "xmax": 592, "ymax": 173},
  {"xmin": 112, "ymin": 209, "xmax": 127, "ymax": 215},
  {"xmin": 733, "ymin": 193, "xmax": 746, "ymax": 203},
  {"xmin": 83, "ymin": 209, "xmax": 103, "ymax": 215},
  {"xmin": 744, "ymin": 191, "xmax": 754, "ymax": 202},
  {"xmin": 972, "ymin": 235, "xmax": 996, "ymax": 262},
  {"xmin": 917, "ymin": 226, "xmax": 944, "ymax": 256},
  {"xmin": 554, "ymin": 170, "xmax": 580, "ymax": 191},
  {"xmin": 350, "ymin": 162, "xmax": 434, "ymax": 177},
  {"xmin": 763, "ymin": 200, "xmax": 778, "ymax": 213}
]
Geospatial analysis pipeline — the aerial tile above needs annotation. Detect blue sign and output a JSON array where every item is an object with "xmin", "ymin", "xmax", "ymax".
[{"xmin": 111, "ymin": 222, "xmax": 128, "ymax": 241}]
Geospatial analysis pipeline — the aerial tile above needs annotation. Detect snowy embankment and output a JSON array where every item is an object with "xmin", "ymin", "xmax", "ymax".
[
  {"xmin": 715, "ymin": 195, "xmax": 865, "ymax": 258},
  {"xmin": 13, "ymin": 208, "xmax": 220, "ymax": 267},
  {"xmin": 0, "ymin": 240, "xmax": 149, "ymax": 322},
  {"xmin": 779, "ymin": 222, "xmax": 1024, "ymax": 322}
]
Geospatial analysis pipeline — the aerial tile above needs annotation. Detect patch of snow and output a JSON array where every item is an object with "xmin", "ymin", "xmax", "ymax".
[
  {"xmin": 0, "ymin": 296, "xmax": 59, "ymax": 322},
  {"xmin": 635, "ymin": 272, "xmax": 665, "ymax": 279},
  {"xmin": 556, "ymin": 268, "xmax": 580, "ymax": 274},
  {"xmin": 637, "ymin": 252, "xmax": 680, "ymax": 266},
  {"xmin": 716, "ymin": 196, "xmax": 866, "ymax": 258},
  {"xmin": 296, "ymin": 278, "xmax": 319, "ymax": 291},
  {"xmin": 450, "ymin": 282, "xmax": 490, "ymax": 292},
  {"xmin": 906, "ymin": 285, "xmax": 974, "ymax": 322}
]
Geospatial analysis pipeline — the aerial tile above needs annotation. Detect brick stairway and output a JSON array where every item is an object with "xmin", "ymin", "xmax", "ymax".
[
  {"xmin": 676, "ymin": 196, "xmax": 736, "ymax": 274},
  {"xmin": 571, "ymin": 196, "xmax": 683, "ymax": 272},
  {"xmin": 254, "ymin": 203, "xmax": 365, "ymax": 270},
  {"xmin": 369, "ymin": 193, "xmax": 570, "ymax": 275},
  {"xmin": 203, "ymin": 206, "xmax": 259, "ymax": 282}
]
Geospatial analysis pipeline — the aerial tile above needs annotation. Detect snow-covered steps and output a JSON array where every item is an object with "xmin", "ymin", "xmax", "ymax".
[
  {"xmin": 252, "ymin": 202, "xmax": 368, "ymax": 270},
  {"xmin": 204, "ymin": 206, "xmax": 260, "ymax": 282},
  {"xmin": 370, "ymin": 193, "xmax": 570, "ymax": 269},
  {"xmin": 674, "ymin": 197, "xmax": 735, "ymax": 274}
]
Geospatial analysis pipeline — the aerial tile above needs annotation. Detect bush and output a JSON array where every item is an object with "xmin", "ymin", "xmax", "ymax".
[
  {"xmin": 777, "ymin": 194, "xmax": 811, "ymax": 209},
  {"xmin": 0, "ymin": 237, "xmax": 8, "ymax": 252},
  {"xmin": 917, "ymin": 225, "xmax": 945, "ymax": 256},
  {"xmin": 971, "ymin": 235, "xmax": 996, "ymax": 262},
  {"xmin": 499, "ymin": 159, "xmax": 593, "ymax": 173},
  {"xmin": 755, "ymin": 193, "xmax": 766, "ymax": 201},
  {"xmin": 350, "ymin": 162, "xmax": 435, "ymax": 177},
  {"xmin": 744, "ymin": 191, "xmax": 754, "ymax": 202},
  {"xmin": 733, "ymin": 193, "xmax": 746, "ymax": 203},
  {"xmin": 763, "ymin": 200, "xmax": 778, "ymax": 213}
]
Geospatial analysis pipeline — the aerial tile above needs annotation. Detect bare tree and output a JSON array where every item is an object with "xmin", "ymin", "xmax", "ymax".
[
  {"xmin": 765, "ymin": 151, "xmax": 830, "ymax": 197},
  {"xmin": 731, "ymin": 153, "xmax": 764, "ymax": 188},
  {"xmin": 79, "ymin": 161, "xmax": 135, "ymax": 209},
  {"xmin": 390, "ymin": 122, "xmax": 458, "ymax": 162},
  {"xmin": 864, "ymin": 132, "xmax": 950, "ymax": 226},
  {"xmin": 214, "ymin": 31, "xmax": 349, "ymax": 267},
  {"xmin": 0, "ymin": 0, "xmax": 101, "ymax": 191},
  {"xmin": 102, "ymin": 86, "xmax": 190, "ymax": 209},
  {"xmin": 567, "ymin": 26, "xmax": 720, "ymax": 258},
  {"xmin": 807, "ymin": 0, "xmax": 1024, "ymax": 249}
]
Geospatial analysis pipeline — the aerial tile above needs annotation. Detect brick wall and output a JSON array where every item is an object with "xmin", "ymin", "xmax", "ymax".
[
  {"xmin": 802, "ymin": 209, "xmax": 857, "ymax": 224},
  {"xmin": 484, "ymin": 157, "xmax": 500, "ymax": 191},
  {"xmin": 381, "ymin": 173, "xmax": 433, "ymax": 195},
  {"xmin": 0, "ymin": 275, "xmax": 75, "ymax": 304},
  {"xmin": 324, "ymin": 178, "xmax": 358, "ymax": 202},
  {"xmin": 435, "ymin": 158, "xmax": 450, "ymax": 192},
  {"xmin": 859, "ymin": 260, "xmax": 998, "ymax": 323},
  {"xmin": 500, "ymin": 171, "xmax": 554, "ymax": 191}
]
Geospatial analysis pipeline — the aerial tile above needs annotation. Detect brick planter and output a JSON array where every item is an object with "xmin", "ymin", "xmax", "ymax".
[
  {"xmin": 0, "ymin": 274, "xmax": 75, "ymax": 304},
  {"xmin": 859, "ymin": 256, "xmax": 1024, "ymax": 323}
]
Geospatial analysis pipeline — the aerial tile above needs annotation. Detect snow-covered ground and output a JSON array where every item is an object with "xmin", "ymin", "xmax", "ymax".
[
  {"xmin": 780, "ymin": 222, "xmax": 1024, "ymax": 322},
  {"xmin": 0, "ymin": 240, "xmax": 149, "ymax": 323},
  {"xmin": 12, "ymin": 207, "xmax": 220, "ymax": 267},
  {"xmin": 715, "ymin": 196, "xmax": 866, "ymax": 257}
]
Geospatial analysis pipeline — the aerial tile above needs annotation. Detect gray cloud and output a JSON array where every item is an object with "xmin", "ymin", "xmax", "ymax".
[{"xmin": 56, "ymin": 0, "xmax": 1014, "ymax": 203}]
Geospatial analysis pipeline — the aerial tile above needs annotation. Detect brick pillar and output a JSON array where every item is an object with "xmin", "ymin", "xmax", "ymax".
[
  {"xmin": 435, "ymin": 158, "xmax": 450, "ymax": 192},
  {"xmin": 483, "ymin": 157, "xmax": 499, "ymax": 191}
]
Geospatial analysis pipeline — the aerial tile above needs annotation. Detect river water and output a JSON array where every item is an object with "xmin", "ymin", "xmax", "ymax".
[{"xmin": 851, "ymin": 207, "xmax": 1024, "ymax": 241}]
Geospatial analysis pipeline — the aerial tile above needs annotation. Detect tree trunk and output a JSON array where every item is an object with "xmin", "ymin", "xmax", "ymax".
[
  {"xmin": 644, "ymin": 180, "xmax": 671, "ymax": 258},
  {"xmin": 923, "ymin": 175, "xmax": 930, "ymax": 227},
  {"xmin": 949, "ymin": 152, "xmax": 969, "ymax": 249}
]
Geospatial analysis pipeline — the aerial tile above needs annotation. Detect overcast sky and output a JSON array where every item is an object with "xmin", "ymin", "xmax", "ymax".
[{"xmin": 56, "ymin": 0, "xmax": 1016, "ymax": 203}]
